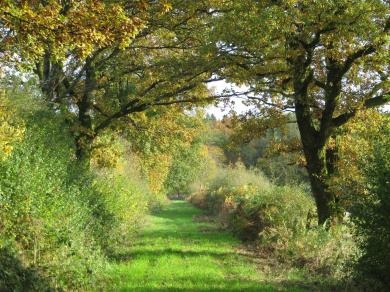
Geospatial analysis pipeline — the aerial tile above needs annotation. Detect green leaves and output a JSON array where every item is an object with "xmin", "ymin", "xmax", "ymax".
[{"xmin": 0, "ymin": 0, "xmax": 149, "ymax": 60}]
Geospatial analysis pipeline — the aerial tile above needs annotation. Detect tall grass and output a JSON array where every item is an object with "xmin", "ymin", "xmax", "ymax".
[{"xmin": 189, "ymin": 164, "xmax": 356, "ymax": 282}]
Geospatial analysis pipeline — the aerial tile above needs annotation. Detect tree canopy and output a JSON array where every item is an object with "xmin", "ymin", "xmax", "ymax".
[
  {"xmin": 16, "ymin": 0, "xmax": 220, "ymax": 160},
  {"xmin": 1, "ymin": 0, "xmax": 389, "ymax": 224},
  {"xmin": 211, "ymin": 0, "xmax": 390, "ymax": 223}
]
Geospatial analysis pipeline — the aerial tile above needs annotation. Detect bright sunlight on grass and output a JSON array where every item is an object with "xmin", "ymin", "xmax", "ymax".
[{"xmin": 106, "ymin": 201, "xmax": 308, "ymax": 291}]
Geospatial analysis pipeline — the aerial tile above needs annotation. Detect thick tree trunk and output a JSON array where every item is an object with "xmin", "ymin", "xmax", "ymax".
[
  {"xmin": 295, "ymin": 97, "xmax": 337, "ymax": 225},
  {"xmin": 74, "ymin": 59, "xmax": 96, "ymax": 166},
  {"xmin": 297, "ymin": 123, "xmax": 337, "ymax": 225},
  {"xmin": 306, "ymin": 154, "xmax": 336, "ymax": 225}
]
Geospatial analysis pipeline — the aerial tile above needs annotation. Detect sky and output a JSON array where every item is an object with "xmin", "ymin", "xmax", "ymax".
[
  {"xmin": 205, "ymin": 80, "xmax": 249, "ymax": 119},
  {"xmin": 205, "ymin": 80, "xmax": 390, "ymax": 119}
]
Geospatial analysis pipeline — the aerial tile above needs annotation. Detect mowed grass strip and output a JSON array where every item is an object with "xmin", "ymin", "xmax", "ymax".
[{"xmin": 107, "ymin": 201, "xmax": 306, "ymax": 291}]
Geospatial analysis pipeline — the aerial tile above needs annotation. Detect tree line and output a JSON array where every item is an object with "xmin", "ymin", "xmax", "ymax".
[{"xmin": 1, "ymin": 0, "xmax": 389, "ymax": 239}]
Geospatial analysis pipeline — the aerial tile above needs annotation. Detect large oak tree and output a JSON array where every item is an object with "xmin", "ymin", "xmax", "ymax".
[
  {"xmin": 2, "ymin": 1, "xmax": 221, "ymax": 162},
  {"xmin": 213, "ymin": 0, "xmax": 390, "ymax": 224},
  {"xmin": 30, "ymin": 1, "xmax": 222, "ymax": 161}
]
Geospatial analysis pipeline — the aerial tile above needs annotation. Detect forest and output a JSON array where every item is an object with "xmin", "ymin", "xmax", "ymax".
[{"xmin": 0, "ymin": 1, "xmax": 389, "ymax": 291}]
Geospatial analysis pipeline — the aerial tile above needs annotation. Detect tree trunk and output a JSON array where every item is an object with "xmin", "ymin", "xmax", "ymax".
[
  {"xmin": 299, "ymin": 132, "xmax": 337, "ymax": 225},
  {"xmin": 306, "ymin": 156, "xmax": 336, "ymax": 225},
  {"xmin": 74, "ymin": 59, "xmax": 96, "ymax": 167},
  {"xmin": 75, "ymin": 134, "xmax": 93, "ymax": 165},
  {"xmin": 295, "ymin": 97, "xmax": 337, "ymax": 225}
]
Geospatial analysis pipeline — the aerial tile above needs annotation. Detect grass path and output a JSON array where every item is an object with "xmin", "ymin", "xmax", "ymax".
[{"xmin": 107, "ymin": 201, "xmax": 306, "ymax": 291}]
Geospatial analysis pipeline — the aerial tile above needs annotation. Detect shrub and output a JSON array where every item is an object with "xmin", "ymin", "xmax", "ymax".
[
  {"xmin": 189, "ymin": 165, "xmax": 355, "ymax": 279},
  {"xmin": 262, "ymin": 221, "xmax": 356, "ymax": 277},
  {"xmin": 228, "ymin": 185, "xmax": 313, "ymax": 241},
  {"xmin": 189, "ymin": 165, "xmax": 271, "ymax": 216},
  {"xmin": 351, "ymin": 121, "xmax": 390, "ymax": 290},
  {"xmin": 209, "ymin": 163, "xmax": 271, "ymax": 192},
  {"xmin": 93, "ymin": 157, "xmax": 154, "ymax": 251},
  {"xmin": 0, "ymin": 110, "xmax": 108, "ymax": 289},
  {"xmin": 0, "ymin": 107, "xmax": 156, "ymax": 290}
]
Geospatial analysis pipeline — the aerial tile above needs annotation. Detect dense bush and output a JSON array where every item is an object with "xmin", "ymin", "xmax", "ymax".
[
  {"xmin": 189, "ymin": 165, "xmax": 270, "ymax": 213},
  {"xmin": 94, "ymin": 157, "xmax": 155, "ymax": 251},
  {"xmin": 189, "ymin": 165, "xmax": 355, "ymax": 278},
  {"xmin": 0, "ymin": 107, "xmax": 156, "ymax": 290},
  {"xmin": 0, "ymin": 110, "xmax": 105, "ymax": 289},
  {"xmin": 351, "ymin": 121, "xmax": 390, "ymax": 290}
]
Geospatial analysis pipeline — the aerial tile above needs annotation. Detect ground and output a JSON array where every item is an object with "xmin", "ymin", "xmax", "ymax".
[{"xmin": 107, "ymin": 201, "xmax": 313, "ymax": 291}]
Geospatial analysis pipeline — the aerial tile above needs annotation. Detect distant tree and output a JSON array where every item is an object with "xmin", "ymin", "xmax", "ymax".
[
  {"xmin": 164, "ymin": 141, "xmax": 207, "ymax": 196},
  {"xmin": 126, "ymin": 107, "xmax": 205, "ymax": 194}
]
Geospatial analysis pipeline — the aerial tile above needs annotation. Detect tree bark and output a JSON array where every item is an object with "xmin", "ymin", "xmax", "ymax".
[
  {"xmin": 74, "ymin": 59, "xmax": 96, "ymax": 165},
  {"xmin": 287, "ymin": 35, "xmax": 340, "ymax": 225},
  {"xmin": 294, "ymin": 98, "xmax": 337, "ymax": 225},
  {"xmin": 304, "ymin": 146, "xmax": 336, "ymax": 225}
]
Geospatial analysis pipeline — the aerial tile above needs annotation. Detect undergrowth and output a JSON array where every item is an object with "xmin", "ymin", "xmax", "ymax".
[
  {"xmin": 0, "ymin": 106, "xmax": 162, "ymax": 290},
  {"xmin": 189, "ymin": 165, "xmax": 356, "ymax": 285}
]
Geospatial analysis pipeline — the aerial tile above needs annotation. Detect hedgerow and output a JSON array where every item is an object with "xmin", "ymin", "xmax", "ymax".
[{"xmin": 0, "ymin": 105, "xmax": 157, "ymax": 290}]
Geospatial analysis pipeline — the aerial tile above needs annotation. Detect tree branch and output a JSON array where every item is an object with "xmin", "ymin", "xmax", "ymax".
[
  {"xmin": 332, "ymin": 93, "xmax": 390, "ymax": 127},
  {"xmin": 341, "ymin": 45, "xmax": 376, "ymax": 75}
]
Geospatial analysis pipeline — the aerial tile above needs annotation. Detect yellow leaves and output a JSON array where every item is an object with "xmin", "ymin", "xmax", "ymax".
[
  {"xmin": 0, "ymin": 93, "xmax": 24, "ymax": 160},
  {"xmin": 328, "ymin": 109, "xmax": 389, "ymax": 203},
  {"xmin": 144, "ymin": 153, "xmax": 172, "ymax": 193},
  {"xmin": 162, "ymin": 2, "xmax": 173, "ymax": 13},
  {"xmin": 0, "ymin": 0, "xmax": 148, "ymax": 60},
  {"xmin": 91, "ymin": 132, "xmax": 124, "ymax": 169}
]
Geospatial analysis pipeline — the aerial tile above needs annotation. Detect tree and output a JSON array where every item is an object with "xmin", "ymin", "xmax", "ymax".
[
  {"xmin": 213, "ymin": 0, "xmax": 390, "ymax": 224},
  {"xmin": 163, "ymin": 113, "xmax": 208, "ymax": 196},
  {"xmin": 19, "ymin": 0, "xmax": 222, "ymax": 163},
  {"xmin": 0, "ymin": 0, "xmax": 147, "ymax": 60}
]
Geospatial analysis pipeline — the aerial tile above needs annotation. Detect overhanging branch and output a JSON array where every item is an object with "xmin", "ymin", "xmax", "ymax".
[{"xmin": 332, "ymin": 93, "xmax": 390, "ymax": 127}]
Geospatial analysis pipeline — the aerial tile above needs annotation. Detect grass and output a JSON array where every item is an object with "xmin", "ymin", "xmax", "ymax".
[{"xmin": 106, "ymin": 201, "xmax": 312, "ymax": 291}]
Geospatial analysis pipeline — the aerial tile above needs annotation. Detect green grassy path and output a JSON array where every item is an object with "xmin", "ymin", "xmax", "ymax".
[{"xmin": 107, "ymin": 201, "xmax": 304, "ymax": 291}]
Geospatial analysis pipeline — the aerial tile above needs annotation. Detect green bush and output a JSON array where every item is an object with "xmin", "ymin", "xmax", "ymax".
[
  {"xmin": 94, "ymin": 160, "xmax": 153, "ymax": 252},
  {"xmin": 0, "ymin": 110, "xmax": 107, "ymax": 289},
  {"xmin": 209, "ymin": 164, "xmax": 271, "ymax": 192},
  {"xmin": 228, "ymin": 185, "xmax": 313, "ymax": 241},
  {"xmin": 0, "ymin": 108, "xmax": 155, "ymax": 290},
  {"xmin": 189, "ymin": 165, "xmax": 355, "ymax": 279},
  {"xmin": 262, "ymin": 221, "xmax": 356, "ymax": 277},
  {"xmin": 351, "ymin": 123, "xmax": 390, "ymax": 290}
]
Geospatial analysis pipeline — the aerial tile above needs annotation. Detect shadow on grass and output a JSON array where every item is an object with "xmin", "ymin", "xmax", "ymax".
[
  {"xmin": 116, "ymin": 278, "xmax": 327, "ymax": 292},
  {"xmin": 110, "ymin": 247, "xmax": 236, "ymax": 262},
  {"xmin": 117, "ymin": 277, "xmax": 340, "ymax": 292},
  {"xmin": 108, "ymin": 201, "xmax": 343, "ymax": 292}
]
